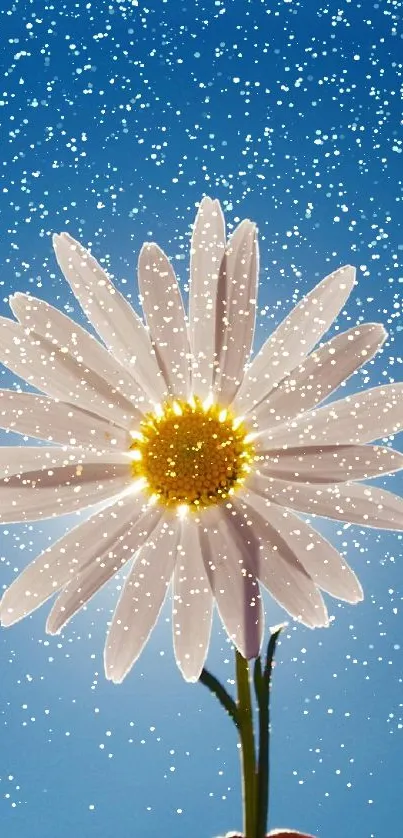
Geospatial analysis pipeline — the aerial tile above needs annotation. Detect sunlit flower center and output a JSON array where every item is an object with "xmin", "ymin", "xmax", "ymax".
[{"xmin": 129, "ymin": 397, "xmax": 255, "ymax": 511}]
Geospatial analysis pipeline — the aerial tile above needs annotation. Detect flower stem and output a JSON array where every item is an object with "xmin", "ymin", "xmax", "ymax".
[
  {"xmin": 254, "ymin": 627, "xmax": 283, "ymax": 837},
  {"xmin": 235, "ymin": 650, "xmax": 256, "ymax": 838},
  {"xmin": 199, "ymin": 628, "xmax": 283, "ymax": 838},
  {"xmin": 253, "ymin": 656, "xmax": 267, "ymax": 838}
]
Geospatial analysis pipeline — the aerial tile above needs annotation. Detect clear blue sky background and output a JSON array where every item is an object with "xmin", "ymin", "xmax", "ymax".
[{"xmin": 0, "ymin": 1, "xmax": 402, "ymax": 837}]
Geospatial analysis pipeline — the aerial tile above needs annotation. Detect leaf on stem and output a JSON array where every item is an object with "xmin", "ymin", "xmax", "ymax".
[{"xmin": 199, "ymin": 667, "xmax": 240, "ymax": 729}]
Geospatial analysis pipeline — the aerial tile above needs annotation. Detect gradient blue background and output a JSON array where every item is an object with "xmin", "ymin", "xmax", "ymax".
[{"xmin": 0, "ymin": 1, "xmax": 402, "ymax": 836}]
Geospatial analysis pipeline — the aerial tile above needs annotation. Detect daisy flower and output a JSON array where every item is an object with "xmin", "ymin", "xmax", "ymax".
[{"xmin": 0, "ymin": 197, "xmax": 402, "ymax": 684}]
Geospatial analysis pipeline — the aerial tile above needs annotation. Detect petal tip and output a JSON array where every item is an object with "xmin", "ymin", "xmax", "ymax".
[
  {"xmin": 176, "ymin": 655, "xmax": 204, "ymax": 683},
  {"xmin": 183, "ymin": 671, "xmax": 200, "ymax": 684},
  {"xmin": 138, "ymin": 241, "xmax": 163, "ymax": 267},
  {"xmin": 328, "ymin": 263, "xmax": 356, "ymax": 289},
  {"xmin": 197, "ymin": 195, "xmax": 215, "ymax": 209},
  {"xmin": 52, "ymin": 231, "xmax": 67, "ymax": 249},
  {"xmin": 54, "ymin": 231, "xmax": 77, "ymax": 252},
  {"xmin": 0, "ymin": 613, "xmax": 11, "ymax": 628},
  {"xmin": 9, "ymin": 291, "xmax": 24, "ymax": 305},
  {"xmin": 339, "ymin": 264, "xmax": 356, "ymax": 283},
  {"xmin": 353, "ymin": 585, "xmax": 364, "ymax": 604},
  {"xmin": 379, "ymin": 323, "xmax": 388, "ymax": 342},
  {"xmin": 304, "ymin": 606, "xmax": 329, "ymax": 629},
  {"xmin": 104, "ymin": 659, "xmax": 125, "ymax": 685},
  {"xmin": 45, "ymin": 616, "xmax": 61, "ymax": 636},
  {"xmin": 0, "ymin": 603, "xmax": 19, "ymax": 628}
]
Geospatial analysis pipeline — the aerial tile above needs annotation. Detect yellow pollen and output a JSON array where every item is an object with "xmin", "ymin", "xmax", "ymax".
[{"xmin": 129, "ymin": 397, "xmax": 256, "ymax": 511}]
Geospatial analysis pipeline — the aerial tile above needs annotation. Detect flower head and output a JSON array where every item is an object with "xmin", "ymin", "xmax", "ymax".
[{"xmin": 0, "ymin": 197, "xmax": 402, "ymax": 682}]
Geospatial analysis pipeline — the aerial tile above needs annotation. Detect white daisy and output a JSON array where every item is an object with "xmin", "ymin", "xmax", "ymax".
[{"xmin": 1, "ymin": 197, "xmax": 402, "ymax": 683}]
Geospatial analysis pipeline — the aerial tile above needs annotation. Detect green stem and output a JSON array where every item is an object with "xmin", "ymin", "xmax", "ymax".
[
  {"xmin": 254, "ymin": 627, "xmax": 283, "ymax": 837},
  {"xmin": 235, "ymin": 650, "xmax": 256, "ymax": 838},
  {"xmin": 253, "ymin": 657, "xmax": 267, "ymax": 838}
]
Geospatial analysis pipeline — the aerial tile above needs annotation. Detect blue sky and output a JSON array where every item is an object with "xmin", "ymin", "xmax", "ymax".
[{"xmin": 0, "ymin": 1, "xmax": 402, "ymax": 837}]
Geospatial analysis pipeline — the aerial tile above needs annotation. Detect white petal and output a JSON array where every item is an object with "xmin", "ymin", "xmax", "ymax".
[
  {"xmin": 0, "ymin": 492, "xmax": 145, "ymax": 626},
  {"xmin": 52, "ymin": 232, "xmax": 165, "ymax": 402},
  {"xmin": 0, "ymin": 389, "xmax": 130, "ymax": 450},
  {"xmin": 46, "ymin": 506, "xmax": 162, "ymax": 634},
  {"xmin": 235, "ymin": 265, "xmax": 356, "ymax": 414},
  {"xmin": 260, "ymin": 384, "xmax": 403, "ymax": 449},
  {"xmin": 248, "ymin": 473, "xmax": 403, "ymax": 530},
  {"xmin": 11, "ymin": 293, "xmax": 152, "ymax": 413},
  {"xmin": 0, "ymin": 463, "xmax": 131, "ymax": 523},
  {"xmin": 0, "ymin": 445, "xmax": 131, "ymax": 480},
  {"xmin": 251, "ymin": 323, "xmax": 387, "ymax": 429},
  {"xmin": 189, "ymin": 197, "xmax": 226, "ymax": 398},
  {"xmin": 104, "ymin": 515, "xmax": 180, "ymax": 683},
  {"xmin": 241, "ymin": 495, "xmax": 362, "ymax": 602},
  {"xmin": 232, "ymin": 495, "xmax": 329, "ymax": 627},
  {"xmin": 0, "ymin": 317, "xmax": 139, "ymax": 430},
  {"xmin": 198, "ymin": 506, "xmax": 263, "ymax": 659},
  {"xmin": 214, "ymin": 220, "xmax": 258, "ymax": 405},
  {"xmin": 172, "ymin": 516, "xmax": 213, "ymax": 682},
  {"xmin": 138, "ymin": 243, "xmax": 191, "ymax": 398},
  {"xmin": 255, "ymin": 444, "xmax": 403, "ymax": 483}
]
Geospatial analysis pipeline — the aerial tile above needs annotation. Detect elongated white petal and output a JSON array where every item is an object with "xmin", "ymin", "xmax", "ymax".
[
  {"xmin": 255, "ymin": 444, "xmax": 403, "ymax": 483},
  {"xmin": 0, "ymin": 464, "xmax": 131, "ymax": 523},
  {"xmin": 138, "ymin": 243, "xmax": 191, "ymax": 398},
  {"xmin": 260, "ymin": 384, "xmax": 403, "ymax": 449},
  {"xmin": 198, "ymin": 507, "xmax": 263, "ymax": 659},
  {"xmin": 104, "ymin": 516, "xmax": 180, "ymax": 683},
  {"xmin": 0, "ymin": 445, "xmax": 131, "ymax": 480},
  {"xmin": 235, "ymin": 265, "xmax": 356, "ymax": 414},
  {"xmin": 52, "ymin": 232, "xmax": 165, "ymax": 402},
  {"xmin": 248, "ymin": 473, "xmax": 403, "ymax": 530},
  {"xmin": 172, "ymin": 516, "xmax": 213, "ymax": 682},
  {"xmin": 213, "ymin": 220, "xmax": 258, "ymax": 405},
  {"xmin": 0, "ymin": 389, "xmax": 130, "ymax": 450},
  {"xmin": 0, "ymin": 317, "xmax": 139, "ymax": 430},
  {"xmin": 46, "ymin": 506, "xmax": 162, "ymax": 635},
  {"xmin": 240, "ymin": 493, "xmax": 362, "ymax": 602},
  {"xmin": 251, "ymin": 323, "xmax": 387, "ymax": 429},
  {"xmin": 232, "ymin": 495, "xmax": 329, "ymax": 627},
  {"xmin": 0, "ymin": 492, "xmax": 146, "ymax": 626},
  {"xmin": 10, "ymin": 293, "xmax": 152, "ymax": 413},
  {"xmin": 189, "ymin": 197, "xmax": 226, "ymax": 398}
]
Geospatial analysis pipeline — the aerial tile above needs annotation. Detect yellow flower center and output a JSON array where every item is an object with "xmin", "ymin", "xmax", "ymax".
[{"xmin": 130, "ymin": 397, "xmax": 255, "ymax": 511}]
